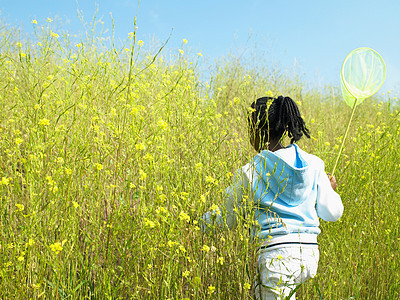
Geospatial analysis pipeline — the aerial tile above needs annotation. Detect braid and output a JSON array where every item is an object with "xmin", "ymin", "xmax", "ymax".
[
  {"xmin": 270, "ymin": 96, "xmax": 310, "ymax": 143},
  {"xmin": 249, "ymin": 97, "xmax": 271, "ymax": 133},
  {"xmin": 249, "ymin": 96, "xmax": 310, "ymax": 144}
]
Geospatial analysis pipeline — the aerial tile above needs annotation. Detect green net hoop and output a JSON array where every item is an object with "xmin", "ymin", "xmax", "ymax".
[{"xmin": 341, "ymin": 47, "xmax": 386, "ymax": 107}]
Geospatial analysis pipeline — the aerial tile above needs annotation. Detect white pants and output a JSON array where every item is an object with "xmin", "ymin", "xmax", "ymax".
[{"xmin": 253, "ymin": 246, "xmax": 319, "ymax": 300}]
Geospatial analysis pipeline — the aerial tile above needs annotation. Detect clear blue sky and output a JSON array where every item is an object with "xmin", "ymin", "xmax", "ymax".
[{"xmin": 1, "ymin": 0, "xmax": 399, "ymax": 93}]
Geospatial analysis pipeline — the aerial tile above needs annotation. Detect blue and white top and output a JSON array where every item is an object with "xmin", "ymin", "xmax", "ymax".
[{"xmin": 203, "ymin": 144, "xmax": 343, "ymax": 248}]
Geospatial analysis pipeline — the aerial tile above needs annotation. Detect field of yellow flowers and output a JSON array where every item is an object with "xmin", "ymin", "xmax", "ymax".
[{"xmin": 0, "ymin": 20, "xmax": 399, "ymax": 299}]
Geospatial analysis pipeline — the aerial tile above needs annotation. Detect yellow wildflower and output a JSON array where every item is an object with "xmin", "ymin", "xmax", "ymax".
[
  {"xmin": 201, "ymin": 244, "xmax": 210, "ymax": 252},
  {"xmin": 38, "ymin": 118, "xmax": 50, "ymax": 126},
  {"xmin": 195, "ymin": 163, "xmax": 203, "ymax": 172},
  {"xmin": 139, "ymin": 169, "xmax": 147, "ymax": 180},
  {"xmin": 0, "ymin": 177, "xmax": 11, "ymax": 185},
  {"xmin": 135, "ymin": 143, "xmax": 145, "ymax": 151},
  {"xmin": 247, "ymin": 106, "xmax": 256, "ymax": 114},
  {"xmin": 144, "ymin": 218, "xmax": 156, "ymax": 228},
  {"xmin": 266, "ymin": 90, "xmax": 274, "ymax": 97},
  {"xmin": 143, "ymin": 153, "xmax": 154, "ymax": 161},
  {"xmin": 50, "ymin": 240, "xmax": 66, "ymax": 255},
  {"xmin": 156, "ymin": 207, "xmax": 168, "ymax": 215},
  {"xmin": 208, "ymin": 285, "xmax": 215, "ymax": 294},
  {"xmin": 210, "ymin": 204, "xmax": 221, "ymax": 216},
  {"xmin": 205, "ymin": 175, "xmax": 217, "ymax": 185},
  {"xmin": 168, "ymin": 240, "xmax": 178, "ymax": 247},
  {"xmin": 244, "ymin": 283, "xmax": 251, "ymax": 290},
  {"xmin": 31, "ymin": 20, "xmax": 37, "ymax": 24},
  {"xmin": 157, "ymin": 119, "xmax": 168, "ymax": 130},
  {"xmin": 32, "ymin": 283, "xmax": 40, "ymax": 289},
  {"xmin": 179, "ymin": 211, "xmax": 190, "ymax": 223},
  {"xmin": 50, "ymin": 31, "xmax": 59, "ymax": 39},
  {"xmin": 200, "ymin": 194, "xmax": 206, "ymax": 203},
  {"xmin": 16, "ymin": 204, "xmax": 24, "ymax": 212},
  {"xmin": 182, "ymin": 270, "xmax": 190, "ymax": 278}
]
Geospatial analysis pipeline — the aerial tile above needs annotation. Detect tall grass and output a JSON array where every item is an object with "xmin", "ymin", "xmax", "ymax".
[{"xmin": 0, "ymin": 18, "xmax": 399, "ymax": 299}]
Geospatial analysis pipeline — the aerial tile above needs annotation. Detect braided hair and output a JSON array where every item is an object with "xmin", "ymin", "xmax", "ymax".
[{"xmin": 249, "ymin": 96, "xmax": 310, "ymax": 145}]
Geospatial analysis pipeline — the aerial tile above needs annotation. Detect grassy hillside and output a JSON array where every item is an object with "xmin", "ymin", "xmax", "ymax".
[{"xmin": 0, "ymin": 21, "xmax": 399, "ymax": 299}]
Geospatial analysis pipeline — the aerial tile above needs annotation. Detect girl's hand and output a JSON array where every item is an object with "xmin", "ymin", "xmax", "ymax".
[{"xmin": 327, "ymin": 173, "xmax": 338, "ymax": 190}]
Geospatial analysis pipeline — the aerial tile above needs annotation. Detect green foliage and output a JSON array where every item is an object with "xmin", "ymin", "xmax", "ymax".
[{"xmin": 0, "ymin": 19, "xmax": 399, "ymax": 299}]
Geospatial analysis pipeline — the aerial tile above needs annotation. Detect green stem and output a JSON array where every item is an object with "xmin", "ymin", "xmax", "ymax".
[{"xmin": 331, "ymin": 98, "xmax": 358, "ymax": 177}]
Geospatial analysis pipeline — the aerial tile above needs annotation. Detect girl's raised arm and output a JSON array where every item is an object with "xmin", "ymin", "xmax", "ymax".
[{"xmin": 316, "ymin": 169, "xmax": 344, "ymax": 222}]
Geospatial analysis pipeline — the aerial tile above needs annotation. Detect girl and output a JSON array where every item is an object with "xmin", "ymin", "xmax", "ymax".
[{"xmin": 202, "ymin": 96, "xmax": 343, "ymax": 299}]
